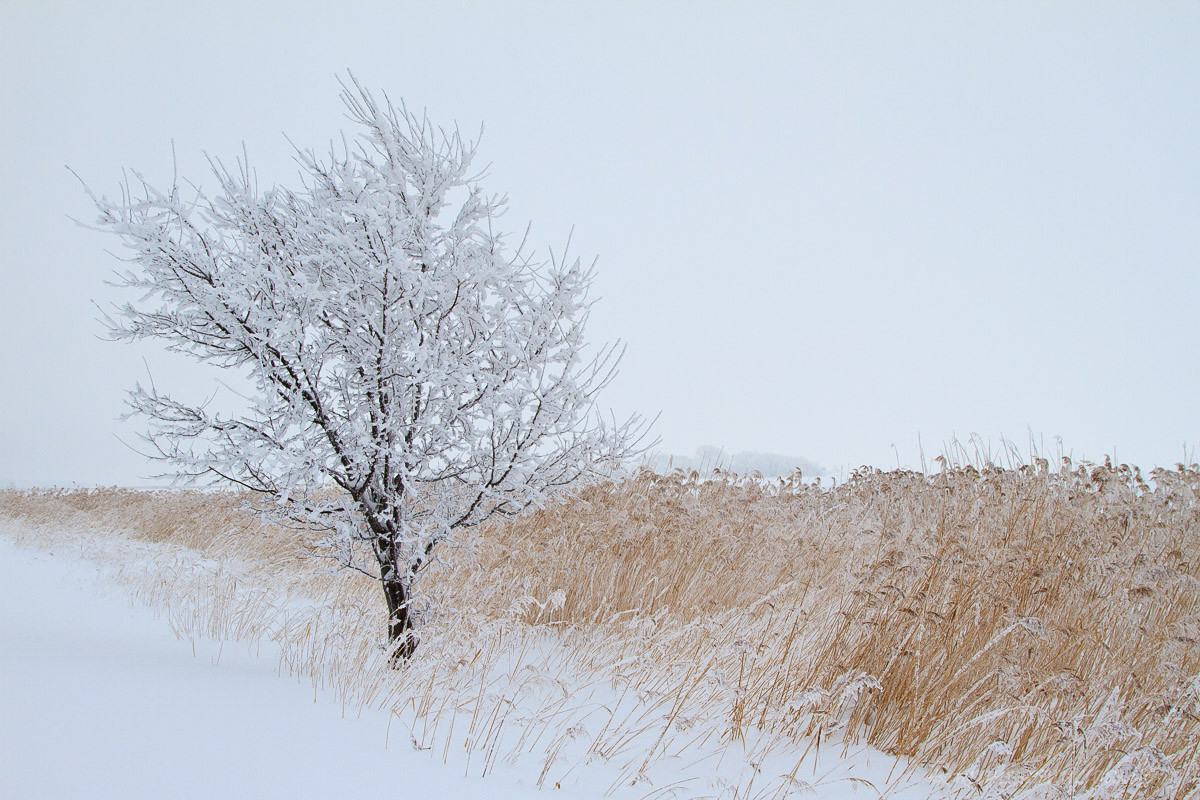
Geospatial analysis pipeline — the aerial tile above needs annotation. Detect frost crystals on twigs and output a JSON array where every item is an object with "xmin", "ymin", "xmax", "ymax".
[{"xmin": 82, "ymin": 74, "xmax": 650, "ymax": 658}]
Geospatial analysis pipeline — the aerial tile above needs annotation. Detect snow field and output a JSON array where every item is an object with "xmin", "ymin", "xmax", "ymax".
[
  {"xmin": 10, "ymin": 462, "xmax": 1191, "ymax": 800},
  {"xmin": 0, "ymin": 522, "xmax": 936, "ymax": 800}
]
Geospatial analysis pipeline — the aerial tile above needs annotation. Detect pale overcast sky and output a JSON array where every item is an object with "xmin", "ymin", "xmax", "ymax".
[{"xmin": 1, "ymin": 1, "xmax": 1197, "ymax": 485}]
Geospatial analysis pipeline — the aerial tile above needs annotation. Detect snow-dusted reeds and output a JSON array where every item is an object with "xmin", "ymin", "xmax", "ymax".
[{"xmin": 3, "ymin": 454, "xmax": 1198, "ymax": 799}]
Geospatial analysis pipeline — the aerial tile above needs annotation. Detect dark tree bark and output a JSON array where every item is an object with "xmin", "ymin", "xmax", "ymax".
[{"xmin": 382, "ymin": 575, "xmax": 418, "ymax": 662}]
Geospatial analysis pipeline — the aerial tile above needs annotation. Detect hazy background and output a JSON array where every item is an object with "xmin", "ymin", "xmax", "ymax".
[{"xmin": 1, "ymin": 1, "xmax": 1197, "ymax": 486}]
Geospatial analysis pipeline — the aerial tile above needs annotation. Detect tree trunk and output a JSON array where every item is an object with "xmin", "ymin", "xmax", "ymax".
[{"xmin": 381, "ymin": 575, "xmax": 418, "ymax": 662}]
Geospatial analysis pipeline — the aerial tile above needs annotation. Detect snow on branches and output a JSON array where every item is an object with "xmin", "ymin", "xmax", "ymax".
[{"xmin": 83, "ymin": 75, "xmax": 647, "ymax": 656}]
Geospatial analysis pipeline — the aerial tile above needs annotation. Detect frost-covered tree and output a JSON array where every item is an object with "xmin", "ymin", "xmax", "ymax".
[{"xmin": 83, "ymin": 77, "xmax": 646, "ymax": 658}]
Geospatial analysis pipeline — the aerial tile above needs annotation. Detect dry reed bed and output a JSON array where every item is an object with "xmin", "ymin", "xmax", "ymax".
[{"xmin": 3, "ymin": 459, "xmax": 1198, "ymax": 799}]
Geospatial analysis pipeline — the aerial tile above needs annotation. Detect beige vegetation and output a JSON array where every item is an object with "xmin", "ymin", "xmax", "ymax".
[{"xmin": 2, "ymin": 454, "xmax": 1198, "ymax": 799}]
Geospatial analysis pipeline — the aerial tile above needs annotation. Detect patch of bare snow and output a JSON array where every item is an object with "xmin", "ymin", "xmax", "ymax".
[{"xmin": 0, "ymin": 534, "xmax": 942, "ymax": 799}]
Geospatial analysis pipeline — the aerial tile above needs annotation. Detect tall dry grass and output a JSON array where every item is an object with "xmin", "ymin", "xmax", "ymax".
[
  {"xmin": 467, "ymin": 459, "xmax": 1200, "ymax": 797},
  {"xmin": 2, "ymin": 455, "xmax": 1198, "ymax": 799}
]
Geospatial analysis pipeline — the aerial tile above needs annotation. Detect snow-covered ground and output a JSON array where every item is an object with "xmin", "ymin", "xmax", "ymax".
[
  {"xmin": 0, "ymin": 535, "xmax": 942, "ymax": 799},
  {"xmin": 0, "ymin": 539, "xmax": 564, "ymax": 800}
]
